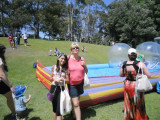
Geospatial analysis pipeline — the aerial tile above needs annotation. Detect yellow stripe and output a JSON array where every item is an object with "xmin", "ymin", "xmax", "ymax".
[
  {"xmin": 86, "ymin": 81, "xmax": 123, "ymax": 89},
  {"xmin": 80, "ymin": 87, "xmax": 124, "ymax": 102},
  {"xmin": 37, "ymin": 65, "xmax": 51, "ymax": 77},
  {"xmin": 150, "ymin": 75, "xmax": 160, "ymax": 79},
  {"xmin": 37, "ymin": 71, "xmax": 51, "ymax": 85}
]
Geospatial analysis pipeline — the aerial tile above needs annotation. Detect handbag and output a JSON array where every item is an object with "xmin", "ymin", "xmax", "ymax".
[
  {"xmin": 47, "ymin": 86, "xmax": 57, "ymax": 101},
  {"xmin": 135, "ymin": 62, "xmax": 153, "ymax": 92},
  {"xmin": 83, "ymin": 73, "xmax": 90, "ymax": 89},
  {"xmin": 60, "ymin": 82, "xmax": 72, "ymax": 115}
]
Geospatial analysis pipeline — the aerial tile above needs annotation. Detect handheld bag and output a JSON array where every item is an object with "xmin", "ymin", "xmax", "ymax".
[
  {"xmin": 47, "ymin": 86, "xmax": 57, "ymax": 101},
  {"xmin": 135, "ymin": 62, "xmax": 153, "ymax": 92},
  {"xmin": 60, "ymin": 82, "xmax": 72, "ymax": 115},
  {"xmin": 80, "ymin": 57, "xmax": 90, "ymax": 89},
  {"xmin": 83, "ymin": 73, "xmax": 90, "ymax": 88}
]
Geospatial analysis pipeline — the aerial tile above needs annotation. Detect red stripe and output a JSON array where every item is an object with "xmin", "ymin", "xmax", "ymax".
[
  {"xmin": 37, "ymin": 74, "xmax": 51, "ymax": 89},
  {"xmin": 37, "ymin": 68, "xmax": 51, "ymax": 81}
]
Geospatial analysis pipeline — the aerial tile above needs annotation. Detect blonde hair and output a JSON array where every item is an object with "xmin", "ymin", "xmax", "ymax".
[{"xmin": 70, "ymin": 42, "xmax": 79, "ymax": 50}]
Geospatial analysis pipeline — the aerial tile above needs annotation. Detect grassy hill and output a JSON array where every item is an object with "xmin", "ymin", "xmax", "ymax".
[{"xmin": 0, "ymin": 37, "xmax": 160, "ymax": 120}]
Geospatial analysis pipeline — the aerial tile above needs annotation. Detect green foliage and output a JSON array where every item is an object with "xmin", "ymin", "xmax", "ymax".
[
  {"xmin": 105, "ymin": 0, "xmax": 157, "ymax": 45},
  {"xmin": 1, "ymin": 0, "xmax": 160, "ymax": 44},
  {"xmin": 41, "ymin": 0, "xmax": 68, "ymax": 38}
]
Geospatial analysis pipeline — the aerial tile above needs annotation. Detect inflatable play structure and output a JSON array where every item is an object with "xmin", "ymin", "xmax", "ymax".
[{"xmin": 36, "ymin": 42, "xmax": 160, "ymax": 108}]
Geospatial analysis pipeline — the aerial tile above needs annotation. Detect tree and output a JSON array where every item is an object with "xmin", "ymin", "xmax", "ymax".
[
  {"xmin": 0, "ymin": 0, "xmax": 10, "ymax": 36},
  {"xmin": 41, "ymin": 0, "xmax": 67, "ymax": 40},
  {"xmin": 24, "ymin": 0, "xmax": 49, "ymax": 39},
  {"xmin": 105, "ymin": 0, "xmax": 157, "ymax": 45},
  {"xmin": 5, "ymin": 0, "xmax": 30, "ymax": 34}
]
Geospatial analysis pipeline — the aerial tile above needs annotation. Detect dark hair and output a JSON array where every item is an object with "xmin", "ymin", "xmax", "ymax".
[
  {"xmin": 0, "ymin": 44, "xmax": 8, "ymax": 72},
  {"xmin": 128, "ymin": 53, "xmax": 137, "ymax": 61},
  {"xmin": 56, "ymin": 53, "xmax": 68, "ymax": 73}
]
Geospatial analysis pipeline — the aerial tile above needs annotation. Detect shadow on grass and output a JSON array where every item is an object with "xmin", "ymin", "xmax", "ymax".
[
  {"xmin": 3, "ymin": 108, "xmax": 33, "ymax": 120},
  {"xmin": 63, "ymin": 98, "xmax": 124, "ymax": 120},
  {"xmin": 29, "ymin": 117, "xmax": 42, "ymax": 120},
  {"xmin": 63, "ymin": 107, "xmax": 96, "ymax": 120},
  {"xmin": 89, "ymin": 97, "xmax": 124, "ymax": 110}
]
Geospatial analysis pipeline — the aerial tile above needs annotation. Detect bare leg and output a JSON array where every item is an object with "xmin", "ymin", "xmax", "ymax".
[
  {"xmin": 57, "ymin": 116, "xmax": 62, "ymax": 120},
  {"xmin": 72, "ymin": 97, "xmax": 81, "ymax": 120},
  {"xmin": 3, "ymin": 91, "xmax": 16, "ymax": 114},
  {"xmin": 53, "ymin": 112, "xmax": 57, "ymax": 120}
]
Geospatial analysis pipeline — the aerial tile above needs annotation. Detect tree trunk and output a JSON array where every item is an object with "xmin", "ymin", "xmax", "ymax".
[
  {"xmin": 71, "ymin": 6, "xmax": 73, "ymax": 41},
  {"xmin": 36, "ymin": 23, "xmax": 39, "ymax": 38},
  {"xmin": 1, "ymin": 0, "xmax": 6, "ymax": 37}
]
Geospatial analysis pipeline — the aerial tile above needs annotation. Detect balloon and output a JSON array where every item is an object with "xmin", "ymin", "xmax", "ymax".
[
  {"xmin": 136, "ymin": 42, "xmax": 160, "ymax": 69},
  {"xmin": 108, "ymin": 43, "xmax": 131, "ymax": 67}
]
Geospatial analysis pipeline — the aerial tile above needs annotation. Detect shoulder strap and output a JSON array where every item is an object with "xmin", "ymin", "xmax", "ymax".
[
  {"xmin": 122, "ymin": 60, "xmax": 140, "ymax": 74},
  {"xmin": 80, "ymin": 56, "xmax": 82, "ymax": 61},
  {"xmin": 122, "ymin": 61, "xmax": 127, "ymax": 74},
  {"xmin": 133, "ymin": 60, "xmax": 140, "ymax": 73}
]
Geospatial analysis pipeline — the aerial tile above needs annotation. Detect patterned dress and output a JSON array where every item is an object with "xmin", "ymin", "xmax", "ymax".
[{"xmin": 123, "ymin": 64, "xmax": 148, "ymax": 120}]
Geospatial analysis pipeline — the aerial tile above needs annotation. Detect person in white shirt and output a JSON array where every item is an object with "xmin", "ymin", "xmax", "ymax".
[{"xmin": 22, "ymin": 33, "xmax": 28, "ymax": 46}]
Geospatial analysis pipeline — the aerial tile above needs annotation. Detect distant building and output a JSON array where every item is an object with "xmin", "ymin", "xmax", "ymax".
[{"xmin": 154, "ymin": 37, "xmax": 160, "ymax": 44}]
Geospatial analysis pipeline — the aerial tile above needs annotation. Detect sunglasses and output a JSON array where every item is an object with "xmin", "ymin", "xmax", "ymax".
[
  {"xmin": 72, "ymin": 47, "xmax": 79, "ymax": 50},
  {"xmin": 58, "ymin": 53, "xmax": 66, "ymax": 58}
]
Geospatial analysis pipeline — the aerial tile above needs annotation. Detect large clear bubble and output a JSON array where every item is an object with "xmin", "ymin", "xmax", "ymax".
[
  {"xmin": 108, "ymin": 43, "xmax": 131, "ymax": 68},
  {"xmin": 136, "ymin": 42, "xmax": 160, "ymax": 69}
]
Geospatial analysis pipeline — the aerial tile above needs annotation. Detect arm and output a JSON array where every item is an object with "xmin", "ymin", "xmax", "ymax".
[
  {"xmin": 50, "ymin": 72, "xmax": 54, "ymax": 82},
  {"xmin": 50, "ymin": 65, "xmax": 55, "ymax": 82},
  {"xmin": 142, "ymin": 62, "xmax": 151, "ymax": 78},
  {"xmin": 120, "ymin": 67, "xmax": 125, "ymax": 77},
  {"xmin": 60, "ymin": 74, "xmax": 70, "ymax": 84},
  {"xmin": 81, "ymin": 57, "xmax": 88, "ymax": 73},
  {"xmin": 50, "ymin": 65, "xmax": 62, "ymax": 84},
  {"xmin": 25, "ymin": 94, "xmax": 31, "ymax": 104},
  {"xmin": 83, "ymin": 64, "xmax": 88, "ymax": 74}
]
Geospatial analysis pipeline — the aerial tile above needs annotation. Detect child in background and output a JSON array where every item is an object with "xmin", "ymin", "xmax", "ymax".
[
  {"xmin": 50, "ymin": 53, "xmax": 69, "ymax": 120},
  {"xmin": 13, "ymin": 85, "xmax": 31, "ymax": 120}
]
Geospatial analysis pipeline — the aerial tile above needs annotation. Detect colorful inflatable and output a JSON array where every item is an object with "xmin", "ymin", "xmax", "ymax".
[{"xmin": 36, "ymin": 62, "xmax": 160, "ymax": 108}]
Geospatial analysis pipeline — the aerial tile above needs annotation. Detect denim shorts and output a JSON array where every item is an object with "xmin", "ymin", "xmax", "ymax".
[{"xmin": 68, "ymin": 80, "xmax": 84, "ymax": 98}]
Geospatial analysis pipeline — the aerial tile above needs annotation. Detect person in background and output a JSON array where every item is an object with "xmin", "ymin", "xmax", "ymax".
[
  {"xmin": 16, "ymin": 32, "xmax": 21, "ymax": 45},
  {"xmin": 8, "ymin": 34, "xmax": 15, "ymax": 49},
  {"xmin": 50, "ymin": 53, "xmax": 69, "ymax": 120},
  {"xmin": 120, "ymin": 48, "xmax": 151, "ymax": 120},
  {"xmin": 81, "ymin": 46, "xmax": 87, "ymax": 53},
  {"xmin": 68, "ymin": 42, "xmax": 88, "ymax": 120},
  {"xmin": 48, "ymin": 50, "xmax": 53, "ymax": 56},
  {"xmin": 54, "ymin": 48, "xmax": 61, "ymax": 56},
  {"xmin": 22, "ymin": 33, "xmax": 28, "ymax": 46},
  {"xmin": 136, "ymin": 52, "xmax": 144, "ymax": 62},
  {"xmin": 0, "ymin": 44, "xmax": 16, "ymax": 119},
  {"xmin": 15, "ymin": 37, "xmax": 18, "ymax": 45},
  {"xmin": 13, "ymin": 85, "xmax": 31, "ymax": 120}
]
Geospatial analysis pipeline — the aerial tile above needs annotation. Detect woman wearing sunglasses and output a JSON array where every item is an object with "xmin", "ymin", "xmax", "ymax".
[{"xmin": 68, "ymin": 42, "xmax": 88, "ymax": 120}]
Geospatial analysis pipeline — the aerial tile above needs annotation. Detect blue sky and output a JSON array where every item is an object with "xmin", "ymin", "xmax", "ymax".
[{"xmin": 103, "ymin": 0, "xmax": 114, "ymax": 6}]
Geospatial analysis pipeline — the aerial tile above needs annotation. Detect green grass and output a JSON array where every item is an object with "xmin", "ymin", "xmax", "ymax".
[{"xmin": 0, "ymin": 37, "xmax": 160, "ymax": 120}]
